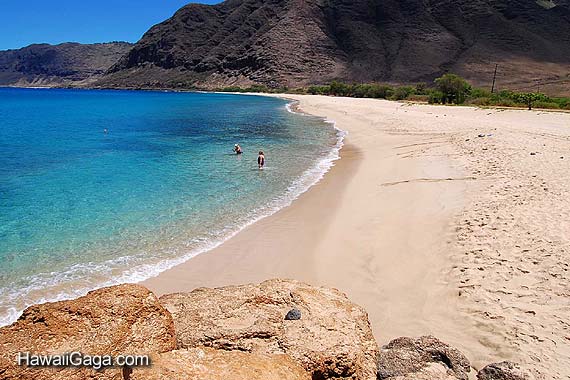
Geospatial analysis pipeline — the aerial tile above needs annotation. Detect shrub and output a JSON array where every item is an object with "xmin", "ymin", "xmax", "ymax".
[
  {"xmin": 511, "ymin": 92, "xmax": 547, "ymax": 110},
  {"xmin": 220, "ymin": 86, "xmax": 243, "ymax": 92},
  {"xmin": 329, "ymin": 81, "xmax": 352, "ymax": 96},
  {"xmin": 415, "ymin": 83, "xmax": 428, "ymax": 95},
  {"xmin": 392, "ymin": 86, "xmax": 415, "ymax": 100},
  {"xmin": 290, "ymin": 88, "xmax": 307, "ymax": 94},
  {"xmin": 549, "ymin": 97, "xmax": 570, "ymax": 109},
  {"xmin": 533, "ymin": 101, "xmax": 561, "ymax": 109},
  {"xmin": 352, "ymin": 84, "xmax": 373, "ymax": 98},
  {"xmin": 466, "ymin": 97, "xmax": 492, "ymax": 106},
  {"xmin": 428, "ymin": 90, "xmax": 445, "ymax": 104},
  {"xmin": 470, "ymin": 88, "xmax": 492, "ymax": 98},
  {"xmin": 245, "ymin": 84, "xmax": 270, "ymax": 93},
  {"xmin": 370, "ymin": 85, "xmax": 394, "ymax": 99},
  {"xmin": 269, "ymin": 87, "xmax": 289, "ymax": 94},
  {"xmin": 434, "ymin": 73, "xmax": 471, "ymax": 104},
  {"xmin": 406, "ymin": 94, "xmax": 430, "ymax": 103},
  {"xmin": 497, "ymin": 90, "xmax": 515, "ymax": 99},
  {"xmin": 307, "ymin": 85, "xmax": 330, "ymax": 95},
  {"xmin": 488, "ymin": 98, "xmax": 520, "ymax": 107},
  {"xmin": 350, "ymin": 83, "xmax": 394, "ymax": 98}
]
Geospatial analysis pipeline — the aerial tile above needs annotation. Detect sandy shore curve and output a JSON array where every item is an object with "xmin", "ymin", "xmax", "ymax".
[{"xmin": 144, "ymin": 95, "xmax": 570, "ymax": 379}]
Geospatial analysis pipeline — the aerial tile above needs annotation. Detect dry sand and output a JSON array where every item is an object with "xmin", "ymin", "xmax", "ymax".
[{"xmin": 144, "ymin": 95, "xmax": 570, "ymax": 379}]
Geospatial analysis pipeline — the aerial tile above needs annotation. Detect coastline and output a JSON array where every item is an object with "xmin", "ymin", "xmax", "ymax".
[
  {"xmin": 142, "ymin": 95, "xmax": 488, "ymax": 366},
  {"xmin": 4, "ymin": 91, "xmax": 566, "ymax": 376},
  {"xmin": 144, "ymin": 95, "xmax": 570, "ymax": 378},
  {"xmin": 3, "ymin": 91, "xmax": 569, "ymax": 379},
  {"xmin": 0, "ymin": 90, "xmax": 344, "ymax": 328}
]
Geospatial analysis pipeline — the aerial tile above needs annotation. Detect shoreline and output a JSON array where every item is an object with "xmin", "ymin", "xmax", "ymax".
[
  {"xmin": 3, "ymin": 92, "xmax": 567, "ymax": 377},
  {"xmin": 143, "ymin": 95, "xmax": 570, "ymax": 378},
  {"xmin": 0, "ymin": 92, "xmax": 343, "ymax": 327},
  {"xmin": 142, "ymin": 95, "xmax": 491, "ymax": 367},
  {"xmin": 5, "ymin": 86, "xmax": 570, "ymax": 114}
]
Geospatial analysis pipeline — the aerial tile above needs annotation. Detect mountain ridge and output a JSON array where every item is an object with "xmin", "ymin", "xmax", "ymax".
[
  {"xmin": 98, "ymin": 0, "xmax": 570, "ymax": 94},
  {"xmin": 0, "ymin": 42, "xmax": 133, "ymax": 87},
  {"xmin": 2, "ymin": 1, "xmax": 570, "ymax": 94}
]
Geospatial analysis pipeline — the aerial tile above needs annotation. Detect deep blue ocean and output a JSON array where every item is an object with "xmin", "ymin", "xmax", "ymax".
[{"xmin": 0, "ymin": 88, "xmax": 342, "ymax": 325}]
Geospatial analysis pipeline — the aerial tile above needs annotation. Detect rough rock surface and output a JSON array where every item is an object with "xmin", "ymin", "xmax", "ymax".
[
  {"xmin": 285, "ymin": 308, "xmax": 302, "ymax": 320},
  {"xmin": 477, "ymin": 361, "xmax": 534, "ymax": 380},
  {"xmin": 377, "ymin": 336, "xmax": 471, "ymax": 380},
  {"xmin": 389, "ymin": 363, "xmax": 461, "ymax": 380},
  {"xmin": 159, "ymin": 278, "xmax": 379, "ymax": 380},
  {"xmin": 100, "ymin": 0, "xmax": 570, "ymax": 94},
  {"xmin": 130, "ymin": 347, "xmax": 310, "ymax": 380},
  {"xmin": 0, "ymin": 284, "xmax": 176, "ymax": 380}
]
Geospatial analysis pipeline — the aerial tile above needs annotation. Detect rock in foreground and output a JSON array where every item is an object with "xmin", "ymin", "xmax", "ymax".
[
  {"xmin": 0, "ymin": 284, "xmax": 176, "ymax": 380},
  {"xmin": 377, "ymin": 336, "xmax": 471, "ymax": 380},
  {"xmin": 0, "ymin": 279, "xmax": 528, "ymax": 380},
  {"xmin": 130, "ymin": 347, "xmax": 310, "ymax": 380},
  {"xmin": 159, "ymin": 278, "xmax": 379, "ymax": 380}
]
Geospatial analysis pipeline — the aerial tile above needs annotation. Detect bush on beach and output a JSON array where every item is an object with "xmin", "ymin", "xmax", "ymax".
[
  {"xmin": 215, "ymin": 75, "xmax": 570, "ymax": 110},
  {"xmin": 434, "ymin": 73, "xmax": 471, "ymax": 104}
]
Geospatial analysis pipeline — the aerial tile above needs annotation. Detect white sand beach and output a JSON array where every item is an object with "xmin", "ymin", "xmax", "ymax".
[{"xmin": 144, "ymin": 95, "xmax": 570, "ymax": 379}]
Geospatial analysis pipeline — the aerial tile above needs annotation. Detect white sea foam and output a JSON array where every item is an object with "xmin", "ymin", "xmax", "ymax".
[{"xmin": 0, "ymin": 100, "xmax": 346, "ymax": 327}]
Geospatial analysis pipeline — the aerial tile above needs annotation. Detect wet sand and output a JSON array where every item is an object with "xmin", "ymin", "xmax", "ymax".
[{"xmin": 144, "ymin": 95, "xmax": 570, "ymax": 379}]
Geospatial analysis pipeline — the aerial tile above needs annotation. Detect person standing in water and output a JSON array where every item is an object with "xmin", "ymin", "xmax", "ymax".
[
  {"xmin": 234, "ymin": 144, "xmax": 242, "ymax": 154},
  {"xmin": 257, "ymin": 150, "xmax": 265, "ymax": 169}
]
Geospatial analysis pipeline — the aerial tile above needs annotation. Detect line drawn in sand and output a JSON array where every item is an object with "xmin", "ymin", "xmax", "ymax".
[{"xmin": 381, "ymin": 177, "xmax": 478, "ymax": 186}]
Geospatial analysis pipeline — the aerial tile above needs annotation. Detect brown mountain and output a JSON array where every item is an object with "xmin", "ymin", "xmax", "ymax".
[
  {"xmin": 100, "ymin": 0, "xmax": 570, "ymax": 94},
  {"xmin": 0, "ymin": 42, "xmax": 133, "ymax": 87}
]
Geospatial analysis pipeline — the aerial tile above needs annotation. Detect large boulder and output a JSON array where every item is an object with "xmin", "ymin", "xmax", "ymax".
[
  {"xmin": 130, "ymin": 347, "xmax": 311, "ymax": 380},
  {"xmin": 0, "ymin": 284, "xmax": 176, "ymax": 380},
  {"xmin": 159, "ymin": 278, "xmax": 379, "ymax": 380},
  {"xmin": 377, "ymin": 336, "xmax": 471, "ymax": 380},
  {"xmin": 477, "ymin": 361, "xmax": 533, "ymax": 380}
]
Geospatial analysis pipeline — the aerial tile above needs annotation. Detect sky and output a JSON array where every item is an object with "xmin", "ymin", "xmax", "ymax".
[{"xmin": 0, "ymin": 1, "xmax": 222, "ymax": 50}]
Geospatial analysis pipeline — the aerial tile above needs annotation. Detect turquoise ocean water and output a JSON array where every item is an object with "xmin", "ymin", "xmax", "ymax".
[{"xmin": 0, "ymin": 88, "xmax": 343, "ymax": 326}]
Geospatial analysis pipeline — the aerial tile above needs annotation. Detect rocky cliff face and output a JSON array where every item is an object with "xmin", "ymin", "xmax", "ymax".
[
  {"xmin": 99, "ymin": 0, "xmax": 570, "ymax": 93},
  {"xmin": 0, "ymin": 42, "xmax": 132, "ymax": 87}
]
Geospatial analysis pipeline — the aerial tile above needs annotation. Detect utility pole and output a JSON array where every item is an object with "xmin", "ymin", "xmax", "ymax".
[{"xmin": 491, "ymin": 63, "xmax": 498, "ymax": 93}]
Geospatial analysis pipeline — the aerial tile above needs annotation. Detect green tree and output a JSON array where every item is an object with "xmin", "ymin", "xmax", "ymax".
[
  {"xmin": 434, "ymin": 74, "xmax": 471, "ymax": 104},
  {"xmin": 514, "ymin": 92, "xmax": 545, "ymax": 110}
]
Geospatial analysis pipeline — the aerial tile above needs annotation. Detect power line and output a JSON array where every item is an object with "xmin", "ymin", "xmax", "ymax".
[{"xmin": 505, "ymin": 77, "xmax": 570, "ymax": 93}]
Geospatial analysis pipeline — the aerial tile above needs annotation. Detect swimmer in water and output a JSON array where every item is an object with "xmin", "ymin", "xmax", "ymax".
[
  {"xmin": 257, "ymin": 150, "xmax": 265, "ymax": 169},
  {"xmin": 234, "ymin": 144, "xmax": 242, "ymax": 154},
  {"xmin": 103, "ymin": 128, "xmax": 108, "ymax": 134}
]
